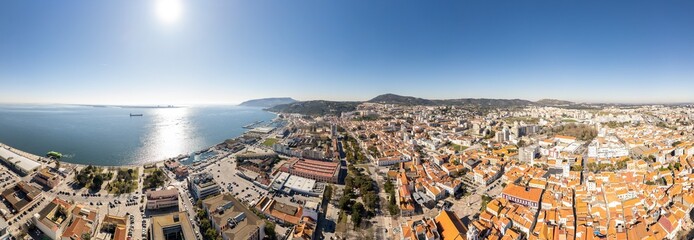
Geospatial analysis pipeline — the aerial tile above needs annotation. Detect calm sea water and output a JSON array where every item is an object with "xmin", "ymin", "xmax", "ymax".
[{"xmin": 0, "ymin": 105, "xmax": 275, "ymax": 166}]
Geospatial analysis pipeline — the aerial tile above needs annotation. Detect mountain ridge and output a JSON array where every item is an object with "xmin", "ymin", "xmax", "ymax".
[
  {"xmin": 268, "ymin": 94, "xmax": 573, "ymax": 115},
  {"xmin": 536, "ymin": 99, "xmax": 575, "ymax": 106},
  {"xmin": 239, "ymin": 97, "xmax": 297, "ymax": 108}
]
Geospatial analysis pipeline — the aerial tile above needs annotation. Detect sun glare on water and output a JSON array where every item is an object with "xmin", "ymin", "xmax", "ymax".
[{"xmin": 155, "ymin": 0, "xmax": 183, "ymax": 24}]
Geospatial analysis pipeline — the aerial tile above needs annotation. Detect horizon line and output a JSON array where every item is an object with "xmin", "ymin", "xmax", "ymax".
[{"xmin": 1, "ymin": 97, "xmax": 694, "ymax": 106}]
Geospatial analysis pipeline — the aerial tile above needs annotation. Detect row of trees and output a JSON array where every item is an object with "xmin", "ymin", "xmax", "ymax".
[
  {"xmin": 585, "ymin": 159, "xmax": 629, "ymax": 173},
  {"xmin": 384, "ymin": 180, "xmax": 399, "ymax": 215},
  {"xmin": 196, "ymin": 209, "xmax": 222, "ymax": 240},
  {"xmin": 343, "ymin": 136, "xmax": 367, "ymax": 164},
  {"xmin": 337, "ymin": 166, "xmax": 379, "ymax": 228},
  {"xmin": 367, "ymin": 145, "xmax": 381, "ymax": 158}
]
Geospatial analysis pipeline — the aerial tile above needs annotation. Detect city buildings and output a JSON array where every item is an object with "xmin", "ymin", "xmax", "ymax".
[
  {"xmin": 33, "ymin": 168, "xmax": 61, "ymax": 189},
  {"xmin": 33, "ymin": 198, "xmax": 98, "ymax": 240},
  {"xmin": 400, "ymin": 210, "xmax": 466, "ymax": 240},
  {"xmin": 0, "ymin": 219, "xmax": 8, "ymax": 240},
  {"xmin": 202, "ymin": 194, "xmax": 265, "ymax": 240},
  {"xmin": 150, "ymin": 212, "xmax": 196, "ymax": 240},
  {"xmin": 434, "ymin": 210, "xmax": 467, "ymax": 240},
  {"xmin": 0, "ymin": 147, "xmax": 41, "ymax": 175},
  {"xmin": 2, "ymin": 181, "xmax": 42, "ymax": 213},
  {"xmin": 101, "ymin": 214, "xmax": 128, "ymax": 240},
  {"xmin": 501, "ymin": 184, "xmax": 544, "ymax": 209},
  {"xmin": 291, "ymin": 216, "xmax": 316, "ymax": 240},
  {"xmin": 280, "ymin": 158, "xmax": 340, "ymax": 183},
  {"xmin": 34, "ymin": 198, "xmax": 73, "ymax": 240},
  {"xmin": 188, "ymin": 172, "xmax": 221, "ymax": 200},
  {"xmin": 146, "ymin": 188, "xmax": 179, "ymax": 210}
]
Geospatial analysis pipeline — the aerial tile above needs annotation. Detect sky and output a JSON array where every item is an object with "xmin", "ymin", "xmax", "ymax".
[{"xmin": 1, "ymin": 0, "xmax": 693, "ymax": 105}]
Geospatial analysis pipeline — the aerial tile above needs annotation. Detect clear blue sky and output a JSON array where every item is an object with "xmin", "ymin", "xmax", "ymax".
[{"xmin": 1, "ymin": 0, "xmax": 693, "ymax": 105}]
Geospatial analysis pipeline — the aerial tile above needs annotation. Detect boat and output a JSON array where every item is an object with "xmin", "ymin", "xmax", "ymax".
[
  {"xmin": 129, "ymin": 113, "xmax": 143, "ymax": 117},
  {"xmin": 46, "ymin": 151, "xmax": 62, "ymax": 159}
]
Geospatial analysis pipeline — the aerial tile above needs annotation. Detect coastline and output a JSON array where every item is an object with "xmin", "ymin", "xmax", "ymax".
[{"xmin": 0, "ymin": 109, "xmax": 280, "ymax": 169}]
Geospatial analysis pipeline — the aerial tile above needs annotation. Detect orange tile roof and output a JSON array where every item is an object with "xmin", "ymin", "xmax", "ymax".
[
  {"xmin": 501, "ymin": 184, "xmax": 543, "ymax": 203},
  {"xmin": 435, "ymin": 210, "xmax": 466, "ymax": 240},
  {"xmin": 62, "ymin": 217, "xmax": 91, "ymax": 240}
]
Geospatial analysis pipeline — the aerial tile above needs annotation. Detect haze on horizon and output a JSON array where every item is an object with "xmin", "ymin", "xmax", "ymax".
[{"xmin": 1, "ymin": 0, "xmax": 693, "ymax": 105}]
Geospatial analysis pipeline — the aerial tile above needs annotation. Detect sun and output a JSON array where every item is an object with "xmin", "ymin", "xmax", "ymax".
[{"xmin": 155, "ymin": 0, "xmax": 183, "ymax": 24}]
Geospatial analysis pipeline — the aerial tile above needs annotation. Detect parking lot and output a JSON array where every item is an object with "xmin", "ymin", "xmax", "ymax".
[
  {"xmin": 169, "ymin": 153, "xmax": 270, "ymax": 239},
  {"xmin": 206, "ymin": 156, "xmax": 268, "ymax": 206}
]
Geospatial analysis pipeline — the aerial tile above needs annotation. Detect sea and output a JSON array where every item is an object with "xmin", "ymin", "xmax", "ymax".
[{"xmin": 0, "ymin": 104, "xmax": 276, "ymax": 166}]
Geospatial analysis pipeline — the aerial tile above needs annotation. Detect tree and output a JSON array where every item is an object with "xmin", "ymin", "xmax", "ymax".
[
  {"xmin": 387, "ymin": 191, "xmax": 399, "ymax": 215},
  {"xmin": 205, "ymin": 228, "xmax": 218, "ymax": 240},
  {"xmin": 338, "ymin": 195, "xmax": 351, "ymax": 210},
  {"xmin": 352, "ymin": 202, "xmax": 364, "ymax": 215},
  {"xmin": 90, "ymin": 174, "xmax": 104, "ymax": 191},
  {"xmin": 196, "ymin": 209, "xmax": 206, "ymax": 220},
  {"xmin": 144, "ymin": 169, "xmax": 166, "ymax": 189},
  {"xmin": 388, "ymin": 191, "xmax": 399, "ymax": 215},
  {"xmin": 351, "ymin": 202, "xmax": 364, "ymax": 228},
  {"xmin": 81, "ymin": 233, "xmax": 91, "ymax": 240},
  {"xmin": 264, "ymin": 221, "xmax": 277, "ymax": 240},
  {"xmin": 75, "ymin": 172, "xmax": 89, "ymax": 186},
  {"xmin": 384, "ymin": 180, "xmax": 394, "ymax": 194},
  {"xmin": 363, "ymin": 192, "xmax": 378, "ymax": 211},
  {"xmin": 200, "ymin": 218, "xmax": 211, "ymax": 231},
  {"xmin": 323, "ymin": 185, "xmax": 333, "ymax": 204}
]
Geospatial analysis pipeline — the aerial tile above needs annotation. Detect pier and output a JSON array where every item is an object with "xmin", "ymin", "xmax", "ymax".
[{"xmin": 242, "ymin": 120, "xmax": 264, "ymax": 129}]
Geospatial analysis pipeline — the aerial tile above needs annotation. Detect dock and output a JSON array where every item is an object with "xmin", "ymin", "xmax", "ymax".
[{"xmin": 242, "ymin": 120, "xmax": 264, "ymax": 129}]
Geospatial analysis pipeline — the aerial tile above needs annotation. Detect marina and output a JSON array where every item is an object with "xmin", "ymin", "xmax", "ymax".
[{"xmin": 242, "ymin": 120, "xmax": 264, "ymax": 129}]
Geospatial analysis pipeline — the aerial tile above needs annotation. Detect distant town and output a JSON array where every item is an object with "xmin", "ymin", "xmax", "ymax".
[{"xmin": 0, "ymin": 94, "xmax": 693, "ymax": 240}]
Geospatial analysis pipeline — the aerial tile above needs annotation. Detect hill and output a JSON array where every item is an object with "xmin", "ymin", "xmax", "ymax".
[
  {"xmin": 536, "ymin": 99, "xmax": 574, "ymax": 106},
  {"xmin": 267, "ymin": 100, "xmax": 360, "ymax": 116},
  {"xmin": 239, "ymin": 97, "xmax": 297, "ymax": 108},
  {"xmin": 438, "ymin": 98, "xmax": 533, "ymax": 108},
  {"xmin": 369, "ymin": 94, "xmax": 533, "ymax": 108},
  {"xmin": 368, "ymin": 93, "xmax": 435, "ymax": 105}
]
